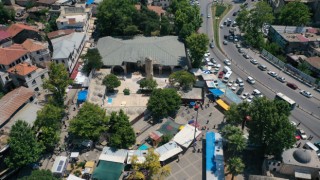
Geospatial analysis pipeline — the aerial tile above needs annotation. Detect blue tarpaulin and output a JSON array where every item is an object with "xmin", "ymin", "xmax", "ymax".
[
  {"xmin": 206, "ymin": 132, "xmax": 216, "ymax": 172},
  {"xmin": 77, "ymin": 90, "xmax": 88, "ymax": 104},
  {"xmin": 209, "ymin": 89, "xmax": 224, "ymax": 97},
  {"xmin": 86, "ymin": 0, "xmax": 94, "ymax": 5}
]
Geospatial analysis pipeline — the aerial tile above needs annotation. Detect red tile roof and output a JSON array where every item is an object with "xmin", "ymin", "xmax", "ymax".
[
  {"xmin": 305, "ymin": 56, "xmax": 320, "ymax": 70},
  {"xmin": 6, "ymin": 23, "xmax": 39, "ymax": 37},
  {"xmin": 22, "ymin": 39, "xmax": 46, "ymax": 52},
  {"xmin": 0, "ymin": 47, "xmax": 29, "ymax": 65},
  {"xmin": 0, "ymin": 30, "xmax": 11, "ymax": 41},
  {"xmin": 0, "ymin": 86, "xmax": 34, "ymax": 126},
  {"xmin": 47, "ymin": 29, "xmax": 75, "ymax": 39},
  {"xmin": 70, "ymin": 62, "xmax": 81, "ymax": 80},
  {"xmin": 7, "ymin": 62, "xmax": 38, "ymax": 76},
  {"xmin": 296, "ymin": 34, "xmax": 309, "ymax": 42},
  {"xmin": 307, "ymin": 28, "xmax": 318, "ymax": 34},
  {"xmin": 135, "ymin": 5, "xmax": 165, "ymax": 16}
]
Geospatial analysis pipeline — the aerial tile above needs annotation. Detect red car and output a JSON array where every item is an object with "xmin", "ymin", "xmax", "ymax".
[
  {"xmin": 287, "ymin": 82, "xmax": 298, "ymax": 90},
  {"xmin": 295, "ymin": 131, "xmax": 301, "ymax": 140},
  {"xmin": 218, "ymin": 71, "xmax": 224, "ymax": 79}
]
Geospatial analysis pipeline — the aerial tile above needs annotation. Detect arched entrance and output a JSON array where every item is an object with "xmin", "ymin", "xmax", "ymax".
[{"xmin": 112, "ymin": 66, "xmax": 124, "ymax": 75}]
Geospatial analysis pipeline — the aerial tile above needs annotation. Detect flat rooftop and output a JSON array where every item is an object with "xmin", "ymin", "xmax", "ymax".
[{"xmin": 271, "ymin": 25, "xmax": 320, "ymax": 42}]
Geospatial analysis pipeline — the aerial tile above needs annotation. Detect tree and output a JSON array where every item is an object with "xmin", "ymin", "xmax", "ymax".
[
  {"xmin": 39, "ymin": 126, "xmax": 60, "ymax": 151},
  {"xmin": 5, "ymin": 120, "xmax": 44, "ymax": 168},
  {"xmin": 108, "ymin": 110, "xmax": 136, "ymax": 149},
  {"xmin": 298, "ymin": 61, "xmax": 311, "ymax": 75},
  {"xmin": 139, "ymin": 79, "xmax": 158, "ymax": 91},
  {"xmin": 160, "ymin": 16, "xmax": 173, "ymax": 36},
  {"xmin": 69, "ymin": 102, "xmax": 109, "ymax": 140},
  {"xmin": 169, "ymin": 70, "xmax": 196, "ymax": 90},
  {"xmin": 225, "ymin": 102, "xmax": 250, "ymax": 125},
  {"xmin": 0, "ymin": 2, "xmax": 14, "ymax": 24},
  {"xmin": 130, "ymin": 149, "xmax": 171, "ymax": 180},
  {"xmin": 186, "ymin": 33, "xmax": 209, "ymax": 68},
  {"xmin": 147, "ymin": 88, "xmax": 181, "ymax": 120},
  {"xmin": 19, "ymin": 170, "xmax": 60, "ymax": 180},
  {"xmin": 43, "ymin": 63, "xmax": 72, "ymax": 106},
  {"xmin": 221, "ymin": 125, "xmax": 246, "ymax": 154},
  {"xmin": 35, "ymin": 104, "xmax": 64, "ymax": 129},
  {"xmin": 103, "ymin": 74, "xmax": 121, "ymax": 92},
  {"xmin": 44, "ymin": 14, "xmax": 58, "ymax": 33},
  {"xmin": 227, "ymin": 157, "xmax": 245, "ymax": 180},
  {"xmin": 81, "ymin": 48, "xmax": 103, "ymax": 75},
  {"xmin": 159, "ymin": 134, "xmax": 173, "ymax": 146},
  {"xmin": 278, "ymin": 1, "xmax": 312, "ymax": 26}
]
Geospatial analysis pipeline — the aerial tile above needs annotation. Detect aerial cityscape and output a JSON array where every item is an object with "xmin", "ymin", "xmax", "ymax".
[{"xmin": 0, "ymin": 0, "xmax": 319, "ymax": 179}]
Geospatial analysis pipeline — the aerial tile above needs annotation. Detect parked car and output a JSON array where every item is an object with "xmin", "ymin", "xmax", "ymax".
[
  {"xmin": 246, "ymin": 95, "xmax": 254, "ymax": 103},
  {"xmin": 218, "ymin": 71, "xmax": 224, "ymax": 78},
  {"xmin": 276, "ymin": 76, "xmax": 286, "ymax": 83},
  {"xmin": 224, "ymin": 59, "xmax": 231, "ymax": 66},
  {"xmin": 241, "ymin": 92, "xmax": 249, "ymax": 99},
  {"xmin": 295, "ymin": 132, "xmax": 301, "ymax": 140},
  {"xmin": 236, "ymin": 87, "xmax": 244, "ymax": 95},
  {"xmin": 297, "ymin": 128, "xmax": 307, "ymax": 140},
  {"xmin": 243, "ymin": 54, "xmax": 251, "ymax": 59},
  {"xmin": 236, "ymin": 78, "xmax": 244, "ymax": 87},
  {"xmin": 267, "ymin": 71, "xmax": 278, "ymax": 77},
  {"xmin": 210, "ymin": 58, "xmax": 216, "ymax": 63},
  {"xmin": 250, "ymin": 59, "xmax": 258, "ymax": 65},
  {"xmin": 286, "ymin": 82, "xmax": 298, "ymax": 90},
  {"xmin": 238, "ymin": 48, "xmax": 244, "ymax": 53},
  {"xmin": 257, "ymin": 64, "xmax": 267, "ymax": 71},
  {"xmin": 290, "ymin": 121, "xmax": 297, "ymax": 127},
  {"xmin": 236, "ymin": 43, "xmax": 241, "ymax": 48},
  {"xmin": 207, "ymin": 14, "xmax": 211, "ymax": 18},
  {"xmin": 223, "ymin": 40, "xmax": 228, "ymax": 45},
  {"xmin": 300, "ymin": 90, "xmax": 312, "ymax": 98},
  {"xmin": 232, "ymin": 11, "xmax": 237, "ymax": 16}
]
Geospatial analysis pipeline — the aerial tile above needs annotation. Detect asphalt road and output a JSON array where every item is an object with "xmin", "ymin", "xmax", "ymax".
[{"xmin": 198, "ymin": 0, "xmax": 320, "ymax": 140}]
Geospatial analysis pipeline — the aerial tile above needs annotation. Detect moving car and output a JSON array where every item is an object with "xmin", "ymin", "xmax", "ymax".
[
  {"xmin": 250, "ymin": 59, "xmax": 258, "ymax": 65},
  {"xmin": 236, "ymin": 87, "xmax": 244, "ymax": 95},
  {"xmin": 224, "ymin": 59, "xmax": 231, "ymax": 66},
  {"xmin": 290, "ymin": 121, "xmax": 297, "ymax": 127},
  {"xmin": 210, "ymin": 42, "xmax": 215, "ymax": 48},
  {"xmin": 247, "ymin": 76, "xmax": 255, "ymax": 84},
  {"xmin": 223, "ymin": 40, "xmax": 228, "ymax": 45},
  {"xmin": 236, "ymin": 78, "xmax": 244, "ymax": 87},
  {"xmin": 252, "ymin": 89, "xmax": 262, "ymax": 97},
  {"xmin": 300, "ymin": 90, "xmax": 312, "ymax": 98},
  {"xmin": 297, "ymin": 128, "xmax": 307, "ymax": 140},
  {"xmin": 257, "ymin": 64, "xmax": 267, "ymax": 71},
  {"xmin": 267, "ymin": 71, "xmax": 277, "ymax": 77},
  {"xmin": 232, "ymin": 12, "xmax": 237, "ymax": 16},
  {"xmin": 218, "ymin": 71, "xmax": 224, "ymax": 78},
  {"xmin": 286, "ymin": 82, "xmax": 298, "ymax": 90},
  {"xmin": 276, "ymin": 76, "xmax": 286, "ymax": 83},
  {"xmin": 207, "ymin": 14, "xmax": 211, "ymax": 18}
]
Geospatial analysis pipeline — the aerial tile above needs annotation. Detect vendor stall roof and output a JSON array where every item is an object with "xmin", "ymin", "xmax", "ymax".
[{"xmin": 209, "ymin": 89, "xmax": 224, "ymax": 97}]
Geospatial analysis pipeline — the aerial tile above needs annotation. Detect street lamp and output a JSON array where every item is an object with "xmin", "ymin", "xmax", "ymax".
[{"xmin": 193, "ymin": 103, "xmax": 200, "ymax": 152}]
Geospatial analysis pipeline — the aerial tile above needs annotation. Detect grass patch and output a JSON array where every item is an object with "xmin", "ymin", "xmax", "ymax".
[
  {"xmin": 215, "ymin": 4, "xmax": 227, "ymax": 17},
  {"xmin": 212, "ymin": 4, "xmax": 232, "ymax": 52}
]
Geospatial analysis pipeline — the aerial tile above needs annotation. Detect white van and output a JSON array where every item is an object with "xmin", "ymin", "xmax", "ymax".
[
  {"xmin": 223, "ymin": 71, "xmax": 232, "ymax": 83},
  {"xmin": 247, "ymin": 76, "xmax": 255, "ymax": 84},
  {"xmin": 303, "ymin": 141, "xmax": 320, "ymax": 157},
  {"xmin": 223, "ymin": 66, "xmax": 231, "ymax": 73}
]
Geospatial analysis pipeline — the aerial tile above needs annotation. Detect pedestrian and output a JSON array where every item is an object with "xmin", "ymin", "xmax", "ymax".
[
  {"xmin": 177, "ymin": 156, "xmax": 180, "ymax": 162},
  {"xmin": 213, "ymin": 125, "xmax": 216, "ymax": 129},
  {"xmin": 67, "ymin": 116, "xmax": 69, "ymax": 120},
  {"xmin": 206, "ymin": 120, "xmax": 209, "ymax": 124},
  {"xmin": 197, "ymin": 149, "xmax": 200, "ymax": 153},
  {"xmin": 297, "ymin": 122, "xmax": 301, "ymax": 126},
  {"xmin": 64, "ymin": 124, "xmax": 67, "ymax": 128},
  {"xmin": 209, "ymin": 112, "xmax": 212, "ymax": 117},
  {"xmin": 311, "ymin": 136, "xmax": 314, "ymax": 140},
  {"xmin": 73, "ymin": 107, "xmax": 76, "ymax": 111}
]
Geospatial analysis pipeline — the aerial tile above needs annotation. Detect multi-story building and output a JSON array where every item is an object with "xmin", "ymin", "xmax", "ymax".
[
  {"xmin": 7, "ymin": 62, "xmax": 48, "ymax": 92},
  {"xmin": 0, "ymin": 46, "xmax": 31, "ymax": 90},
  {"xmin": 0, "ymin": 30, "xmax": 12, "ymax": 48},
  {"xmin": 56, "ymin": 5, "xmax": 91, "ymax": 31},
  {"xmin": 51, "ymin": 32, "xmax": 86, "ymax": 73},
  {"xmin": 6, "ymin": 23, "xmax": 42, "ymax": 43},
  {"xmin": 21, "ymin": 39, "xmax": 51, "ymax": 67}
]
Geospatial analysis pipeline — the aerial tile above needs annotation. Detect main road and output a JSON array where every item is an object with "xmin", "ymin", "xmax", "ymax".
[{"xmin": 198, "ymin": 0, "xmax": 320, "ymax": 140}]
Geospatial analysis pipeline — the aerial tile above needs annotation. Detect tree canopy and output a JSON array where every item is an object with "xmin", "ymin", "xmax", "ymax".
[
  {"xmin": 43, "ymin": 63, "xmax": 72, "ymax": 106},
  {"xmin": 19, "ymin": 170, "xmax": 60, "ymax": 180},
  {"xmin": 278, "ymin": 1, "xmax": 312, "ymax": 26},
  {"xmin": 130, "ymin": 148, "xmax": 171, "ymax": 180},
  {"xmin": 236, "ymin": 1, "xmax": 274, "ymax": 48},
  {"xmin": 108, "ymin": 110, "xmax": 136, "ymax": 149},
  {"xmin": 169, "ymin": 70, "xmax": 196, "ymax": 90},
  {"xmin": 147, "ymin": 88, "xmax": 181, "ymax": 120},
  {"xmin": 225, "ymin": 97, "xmax": 296, "ymax": 157},
  {"xmin": 103, "ymin": 74, "xmax": 121, "ymax": 92},
  {"xmin": 5, "ymin": 120, "xmax": 44, "ymax": 168},
  {"xmin": 0, "ymin": 2, "xmax": 14, "ymax": 24},
  {"xmin": 227, "ymin": 157, "xmax": 245, "ymax": 180},
  {"xmin": 139, "ymin": 78, "xmax": 158, "ymax": 91},
  {"xmin": 186, "ymin": 33, "xmax": 209, "ymax": 68},
  {"xmin": 69, "ymin": 102, "xmax": 109, "ymax": 140},
  {"xmin": 81, "ymin": 48, "xmax": 103, "ymax": 75},
  {"xmin": 221, "ymin": 125, "xmax": 246, "ymax": 155}
]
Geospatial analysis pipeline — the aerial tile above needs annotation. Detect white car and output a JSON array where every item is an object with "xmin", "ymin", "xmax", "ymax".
[
  {"xmin": 231, "ymin": 86, "xmax": 237, "ymax": 91},
  {"xmin": 236, "ymin": 44, "xmax": 241, "ymax": 48},
  {"xmin": 220, "ymin": 24, "xmax": 224, "ymax": 28},
  {"xmin": 207, "ymin": 62, "xmax": 214, "ymax": 66},
  {"xmin": 267, "ymin": 71, "xmax": 278, "ymax": 77},
  {"xmin": 216, "ymin": 64, "xmax": 221, "ymax": 68},
  {"xmin": 223, "ymin": 40, "xmax": 228, "ymax": 45},
  {"xmin": 297, "ymin": 128, "xmax": 307, "ymax": 140},
  {"xmin": 300, "ymin": 90, "xmax": 312, "ymax": 98},
  {"xmin": 204, "ymin": 53, "xmax": 210, "ymax": 57},
  {"xmin": 205, "ymin": 57, "xmax": 210, "ymax": 62},
  {"xmin": 246, "ymin": 95, "xmax": 254, "ymax": 103},
  {"xmin": 250, "ymin": 59, "xmax": 258, "ymax": 65},
  {"xmin": 234, "ymin": 38, "xmax": 239, "ymax": 42},
  {"xmin": 241, "ymin": 92, "xmax": 249, "ymax": 99},
  {"xmin": 210, "ymin": 58, "xmax": 217, "ymax": 64},
  {"xmin": 290, "ymin": 121, "xmax": 297, "ymax": 127},
  {"xmin": 276, "ymin": 76, "xmax": 286, "ymax": 83},
  {"xmin": 207, "ymin": 14, "xmax": 211, "ymax": 18},
  {"xmin": 227, "ymin": 82, "xmax": 233, "ymax": 87},
  {"xmin": 224, "ymin": 59, "xmax": 231, "ymax": 66}
]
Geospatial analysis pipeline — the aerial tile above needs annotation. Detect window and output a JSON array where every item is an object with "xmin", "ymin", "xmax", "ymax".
[
  {"xmin": 61, "ymin": 22, "xmax": 63, "ymax": 25},
  {"xmin": 41, "ymin": 74, "xmax": 45, "ymax": 79},
  {"xmin": 37, "ymin": 51, "xmax": 40, "ymax": 54},
  {"xmin": 32, "ymin": 80, "xmax": 36, "ymax": 85},
  {"xmin": 56, "ymin": 60, "xmax": 59, "ymax": 63},
  {"xmin": 5, "ymin": 76, "xmax": 9, "ymax": 81},
  {"xmin": 34, "ymin": 87, "xmax": 39, "ymax": 91},
  {"xmin": 39, "ymin": 57, "xmax": 44, "ymax": 61},
  {"xmin": 62, "ymin": 60, "xmax": 65, "ymax": 63},
  {"xmin": 28, "ymin": 74, "xmax": 32, "ymax": 78}
]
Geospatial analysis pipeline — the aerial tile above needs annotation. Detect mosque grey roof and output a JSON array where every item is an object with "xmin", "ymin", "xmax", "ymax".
[
  {"xmin": 282, "ymin": 148, "xmax": 320, "ymax": 168},
  {"xmin": 293, "ymin": 149, "xmax": 311, "ymax": 164},
  {"xmin": 97, "ymin": 36, "xmax": 187, "ymax": 67}
]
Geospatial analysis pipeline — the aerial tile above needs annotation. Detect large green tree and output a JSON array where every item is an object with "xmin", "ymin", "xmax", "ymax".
[
  {"xmin": 278, "ymin": 1, "xmax": 312, "ymax": 26},
  {"xmin": 0, "ymin": 2, "xmax": 14, "ymax": 24},
  {"xmin": 103, "ymin": 74, "xmax": 121, "ymax": 92},
  {"xmin": 247, "ymin": 98, "xmax": 295, "ymax": 157},
  {"xmin": 19, "ymin": 170, "xmax": 60, "ymax": 180},
  {"xmin": 147, "ymin": 88, "xmax": 181, "ymax": 120},
  {"xmin": 169, "ymin": 70, "xmax": 196, "ymax": 90},
  {"xmin": 81, "ymin": 48, "xmax": 103, "ymax": 75},
  {"xmin": 108, "ymin": 110, "xmax": 136, "ymax": 149},
  {"xmin": 139, "ymin": 79, "xmax": 158, "ymax": 91},
  {"xmin": 227, "ymin": 157, "xmax": 245, "ymax": 180},
  {"xmin": 35, "ymin": 104, "xmax": 64, "ymax": 129},
  {"xmin": 5, "ymin": 120, "xmax": 44, "ymax": 168},
  {"xmin": 186, "ymin": 33, "xmax": 209, "ymax": 68},
  {"xmin": 43, "ymin": 63, "xmax": 72, "ymax": 106},
  {"xmin": 69, "ymin": 102, "xmax": 109, "ymax": 140},
  {"xmin": 221, "ymin": 125, "xmax": 246, "ymax": 155},
  {"xmin": 236, "ymin": 1, "xmax": 274, "ymax": 48}
]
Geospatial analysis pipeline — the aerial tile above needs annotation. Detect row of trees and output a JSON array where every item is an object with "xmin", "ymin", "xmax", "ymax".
[{"xmin": 0, "ymin": 2, "xmax": 14, "ymax": 24}]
